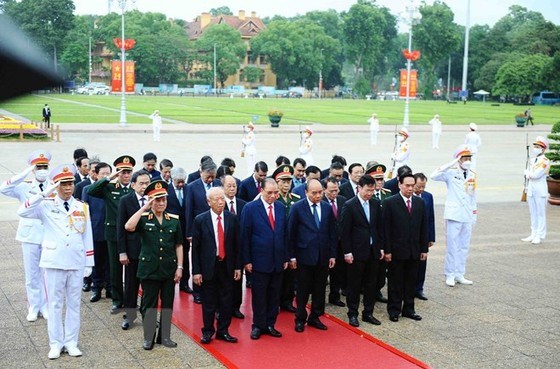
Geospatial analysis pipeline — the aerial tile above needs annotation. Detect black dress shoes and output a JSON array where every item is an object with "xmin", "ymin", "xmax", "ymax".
[
  {"xmin": 280, "ymin": 304, "xmax": 296, "ymax": 313},
  {"xmin": 121, "ymin": 318, "xmax": 131, "ymax": 330},
  {"xmin": 143, "ymin": 340, "xmax": 154, "ymax": 350},
  {"xmin": 232, "ymin": 309, "xmax": 245, "ymax": 319},
  {"xmin": 105, "ymin": 290, "xmax": 113, "ymax": 299},
  {"xmin": 328, "ymin": 299, "xmax": 346, "ymax": 307},
  {"xmin": 250, "ymin": 327, "xmax": 262, "ymax": 340},
  {"xmin": 110, "ymin": 305, "xmax": 123, "ymax": 314},
  {"xmin": 415, "ymin": 291, "xmax": 428, "ymax": 300},
  {"xmin": 82, "ymin": 282, "xmax": 91, "ymax": 292},
  {"xmin": 161, "ymin": 338, "xmax": 177, "ymax": 348},
  {"xmin": 295, "ymin": 321, "xmax": 305, "ymax": 333},
  {"xmin": 193, "ymin": 296, "xmax": 202, "ymax": 304},
  {"xmin": 200, "ymin": 333, "xmax": 212, "ymax": 344},
  {"xmin": 403, "ymin": 313, "xmax": 422, "ymax": 321},
  {"xmin": 90, "ymin": 292, "xmax": 101, "ymax": 303},
  {"xmin": 266, "ymin": 326, "xmax": 282, "ymax": 338},
  {"xmin": 216, "ymin": 333, "xmax": 238, "ymax": 343},
  {"xmin": 376, "ymin": 292, "xmax": 388, "ymax": 303},
  {"xmin": 362, "ymin": 314, "xmax": 381, "ymax": 325},
  {"xmin": 389, "ymin": 315, "xmax": 399, "ymax": 322},
  {"xmin": 307, "ymin": 319, "xmax": 328, "ymax": 330},
  {"xmin": 179, "ymin": 285, "xmax": 193, "ymax": 294},
  {"xmin": 348, "ymin": 316, "xmax": 360, "ymax": 327}
]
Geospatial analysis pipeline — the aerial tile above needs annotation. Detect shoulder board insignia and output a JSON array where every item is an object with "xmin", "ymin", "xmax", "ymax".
[
  {"xmin": 24, "ymin": 180, "xmax": 32, "ymax": 183},
  {"xmin": 381, "ymin": 188, "xmax": 390, "ymax": 194},
  {"xmin": 167, "ymin": 213, "xmax": 179, "ymax": 219},
  {"xmin": 141, "ymin": 212, "xmax": 150, "ymax": 217},
  {"xmin": 291, "ymin": 193, "xmax": 301, "ymax": 199},
  {"xmin": 469, "ymin": 169, "xmax": 477, "ymax": 175}
]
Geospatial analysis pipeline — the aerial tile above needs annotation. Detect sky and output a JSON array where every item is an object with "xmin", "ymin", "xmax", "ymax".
[{"xmin": 73, "ymin": 0, "xmax": 560, "ymax": 28}]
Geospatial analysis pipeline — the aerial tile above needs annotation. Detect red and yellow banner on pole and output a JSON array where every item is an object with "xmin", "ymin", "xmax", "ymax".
[
  {"xmin": 399, "ymin": 69, "xmax": 418, "ymax": 98},
  {"xmin": 111, "ymin": 60, "xmax": 135, "ymax": 93}
]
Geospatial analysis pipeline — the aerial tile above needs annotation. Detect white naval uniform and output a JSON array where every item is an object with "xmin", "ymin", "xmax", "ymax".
[
  {"xmin": 429, "ymin": 117, "xmax": 442, "ymax": 149},
  {"xmin": 0, "ymin": 174, "xmax": 49, "ymax": 317},
  {"xmin": 18, "ymin": 195, "xmax": 94, "ymax": 352},
  {"xmin": 368, "ymin": 117, "xmax": 379, "ymax": 145},
  {"xmin": 150, "ymin": 112, "xmax": 162, "ymax": 142},
  {"xmin": 299, "ymin": 137, "xmax": 314, "ymax": 165},
  {"xmin": 431, "ymin": 164, "xmax": 477, "ymax": 279},
  {"xmin": 392, "ymin": 141, "xmax": 410, "ymax": 173},
  {"xmin": 242, "ymin": 130, "xmax": 257, "ymax": 176},
  {"xmin": 526, "ymin": 154, "xmax": 550, "ymax": 240},
  {"xmin": 464, "ymin": 131, "xmax": 482, "ymax": 170}
]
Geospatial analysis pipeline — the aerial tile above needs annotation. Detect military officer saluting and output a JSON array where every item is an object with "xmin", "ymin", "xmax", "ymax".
[
  {"xmin": 18, "ymin": 164, "xmax": 94, "ymax": 360},
  {"xmin": 431, "ymin": 145, "xmax": 477, "ymax": 287},
  {"xmin": 87, "ymin": 155, "xmax": 135, "ymax": 314},
  {"xmin": 0, "ymin": 150, "xmax": 52, "ymax": 322},
  {"xmin": 274, "ymin": 165, "xmax": 301, "ymax": 312},
  {"xmin": 391, "ymin": 127, "xmax": 411, "ymax": 175},
  {"xmin": 125, "ymin": 180, "xmax": 183, "ymax": 351}
]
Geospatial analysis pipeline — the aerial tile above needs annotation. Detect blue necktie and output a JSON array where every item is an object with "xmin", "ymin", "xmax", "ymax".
[
  {"xmin": 363, "ymin": 201, "xmax": 370, "ymax": 222},
  {"xmin": 312, "ymin": 204, "xmax": 320, "ymax": 229}
]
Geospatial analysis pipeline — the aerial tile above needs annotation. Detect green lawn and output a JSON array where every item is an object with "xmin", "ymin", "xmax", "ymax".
[{"xmin": 1, "ymin": 94, "xmax": 558, "ymax": 125}]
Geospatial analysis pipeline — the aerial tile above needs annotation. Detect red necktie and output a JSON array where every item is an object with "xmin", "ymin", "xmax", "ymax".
[
  {"xmin": 330, "ymin": 200, "xmax": 338, "ymax": 219},
  {"xmin": 230, "ymin": 200, "xmax": 235, "ymax": 214},
  {"xmin": 268, "ymin": 205, "xmax": 275, "ymax": 230},
  {"xmin": 257, "ymin": 181, "xmax": 262, "ymax": 193},
  {"xmin": 355, "ymin": 186, "xmax": 359, "ymax": 195},
  {"xmin": 406, "ymin": 199, "xmax": 412, "ymax": 214},
  {"xmin": 217, "ymin": 215, "xmax": 225, "ymax": 260}
]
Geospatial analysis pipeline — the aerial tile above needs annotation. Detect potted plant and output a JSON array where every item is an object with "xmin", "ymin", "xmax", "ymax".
[
  {"xmin": 268, "ymin": 109, "xmax": 283, "ymax": 127},
  {"xmin": 546, "ymin": 121, "xmax": 560, "ymax": 205},
  {"xmin": 515, "ymin": 113, "xmax": 526, "ymax": 127}
]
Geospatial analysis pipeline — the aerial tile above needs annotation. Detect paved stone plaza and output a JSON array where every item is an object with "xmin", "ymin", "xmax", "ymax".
[{"xmin": 0, "ymin": 122, "xmax": 558, "ymax": 368}]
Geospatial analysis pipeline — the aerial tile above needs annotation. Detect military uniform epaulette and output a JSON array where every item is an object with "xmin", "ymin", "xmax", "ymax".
[
  {"xmin": 24, "ymin": 180, "xmax": 32, "ymax": 183},
  {"xmin": 380, "ymin": 188, "xmax": 391, "ymax": 194},
  {"xmin": 44, "ymin": 197, "xmax": 55, "ymax": 201},
  {"xmin": 166, "ymin": 213, "xmax": 179, "ymax": 219},
  {"xmin": 469, "ymin": 169, "xmax": 477, "ymax": 175},
  {"xmin": 291, "ymin": 193, "xmax": 301, "ymax": 199},
  {"xmin": 141, "ymin": 212, "xmax": 150, "ymax": 217}
]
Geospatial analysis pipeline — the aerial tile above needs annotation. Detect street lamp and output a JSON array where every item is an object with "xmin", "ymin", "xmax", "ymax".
[
  {"xmin": 401, "ymin": 0, "xmax": 422, "ymax": 127},
  {"xmin": 117, "ymin": 0, "xmax": 132, "ymax": 127},
  {"xmin": 461, "ymin": 0, "xmax": 471, "ymax": 102},
  {"xmin": 213, "ymin": 43, "xmax": 217, "ymax": 97},
  {"xmin": 319, "ymin": 48, "xmax": 324, "ymax": 99}
]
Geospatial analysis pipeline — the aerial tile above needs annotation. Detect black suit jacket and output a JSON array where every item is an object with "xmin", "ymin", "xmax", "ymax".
[
  {"xmin": 382, "ymin": 194, "xmax": 428, "ymax": 260},
  {"xmin": 185, "ymin": 179, "xmax": 211, "ymax": 238},
  {"xmin": 186, "ymin": 170, "xmax": 200, "ymax": 184},
  {"xmin": 339, "ymin": 181, "xmax": 358, "ymax": 200},
  {"xmin": 191, "ymin": 210, "xmax": 241, "ymax": 280},
  {"xmin": 238, "ymin": 175, "xmax": 260, "ymax": 202},
  {"xmin": 323, "ymin": 194, "xmax": 347, "ymax": 238},
  {"xmin": 385, "ymin": 178, "xmax": 399, "ymax": 196},
  {"xmin": 116, "ymin": 192, "xmax": 143, "ymax": 259},
  {"xmin": 166, "ymin": 184, "xmax": 187, "ymax": 238},
  {"xmin": 74, "ymin": 177, "xmax": 91, "ymax": 200},
  {"xmin": 340, "ymin": 195, "xmax": 383, "ymax": 261},
  {"xmin": 224, "ymin": 197, "xmax": 246, "ymax": 217}
]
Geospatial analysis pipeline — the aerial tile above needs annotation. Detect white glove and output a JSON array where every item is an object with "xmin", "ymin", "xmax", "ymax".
[
  {"xmin": 84, "ymin": 267, "xmax": 92, "ymax": 277},
  {"xmin": 10, "ymin": 165, "xmax": 35, "ymax": 183},
  {"xmin": 440, "ymin": 158, "xmax": 460, "ymax": 172},
  {"xmin": 42, "ymin": 182, "xmax": 60, "ymax": 197}
]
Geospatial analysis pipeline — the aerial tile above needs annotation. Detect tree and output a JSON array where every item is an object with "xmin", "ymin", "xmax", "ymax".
[
  {"xmin": 492, "ymin": 54, "xmax": 550, "ymax": 100},
  {"xmin": 60, "ymin": 15, "xmax": 96, "ymax": 82},
  {"xmin": 195, "ymin": 24, "xmax": 246, "ymax": 88},
  {"xmin": 243, "ymin": 66, "xmax": 263, "ymax": 83},
  {"xmin": 209, "ymin": 7, "xmax": 233, "ymax": 16}
]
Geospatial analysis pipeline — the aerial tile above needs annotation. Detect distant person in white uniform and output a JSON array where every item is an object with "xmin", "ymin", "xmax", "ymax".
[
  {"xmin": 18, "ymin": 164, "xmax": 94, "ymax": 360},
  {"xmin": 299, "ymin": 127, "xmax": 314, "ymax": 165},
  {"xmin": 368, "ymin": 113, "xmax": 380, "ymax": 145},
  {"xmin": 430, "ymin": 145, "xmax": 477, "ymax": 287},
  {"xmin": 522, "ymin": 136, "xmax": 550, "ymax": 245},
  {"xmin": 464, "ymin": 123, "xmax": 482, "ymax": 170},
  {"xmin": 428, "ymin": 114, "xmax": 442, "ymax": 149},
  {"xmin": 242, "ymin": 122, "xmax": 257, "ymax": 176},
  {"xmin": 0, "ymin": 150, "xmax": 52, "ymax": 322},
  {"xmin": 391, "ymin": 127, "xmax": 410, "ymax": 174},
  {"xmin": 149, "ymin": 110, "xmax": 162, "ymax": 142}
]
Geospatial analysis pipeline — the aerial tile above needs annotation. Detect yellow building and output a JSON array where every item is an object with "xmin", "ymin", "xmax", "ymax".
[
  {"xmin": 91, "ymin": 41, "xmax": 113, "ymax": 85},
  {"xmin": 185, "ymin": 10, "xmax": 277, "ymax": 88}
]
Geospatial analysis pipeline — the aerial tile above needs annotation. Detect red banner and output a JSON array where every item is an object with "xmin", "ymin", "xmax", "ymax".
[
  {"xmin": 111, "ymin": 60, "xmax": 135, "ymax": 93},
  {"xmin": 399, "ymin": 69, "xmax": 418, "ymax": 98}
]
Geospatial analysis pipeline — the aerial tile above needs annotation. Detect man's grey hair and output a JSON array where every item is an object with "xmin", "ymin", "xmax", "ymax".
[
  {"xmin": 201, "ymin": 160, "xmax": 217, "ymax": 173},
  {"xmin": 206, "ymin": 186, "xmax": 224, "ymax": 200},
  {"xmin": 171, "ymin": 167, "xmax": 187, "ymax": 181}
]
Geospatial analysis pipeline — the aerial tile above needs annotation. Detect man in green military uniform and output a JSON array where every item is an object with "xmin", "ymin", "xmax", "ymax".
[
  {"xmin": 273, "ymin": 165, "xmax": 301, "ymax": 312},
  {"xmin": 365, "ymin": 162, "xmax": 391, "ymax": 303},
  {"xmin": 125, "ymin": 180, "xmax": 183, "ymax": 350},
  {"xmin": 87, "ymin": 155, "xmax": 135, "ymax": 313}
]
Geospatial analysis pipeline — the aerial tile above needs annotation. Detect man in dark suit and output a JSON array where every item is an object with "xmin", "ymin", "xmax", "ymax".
[
  {"xmin": 167, "ymin": 168, "xmax": 191, "ymax": 294},
  {"xmin": 74, "ymin": 158, "xmax": 98, "ymax": 200},
  {"xmin": 222, "ymin": 175, "xmax": 247, "ymax": 319},
  {"xmin": 192, "ymin": 187, "xmax": 241, "ymax": 344},
  {"xmin": 322, "ymin": 177, "xmax": 347, "ymax": 306},
  {"xmin": 340, "ymin": 174, "xmax": 383, "ymax": 327},
  {"xmin": 187, "ymin": 155, "xmax": 212, "ymax": 184},
  {"xmin": 382, "ymin": 173, "xmax": 428, "ymax": 322},
  {"xmin": 288, "ymin": 179, "xmax": 336, "ymax": 332},
  {"xmin": 238, "ymin": 161, "xmax": 268, "ymax": 202},
  {"xmin": 241, "ymin": 178, "xmax": 288, "ymax": 340},
  {"xmin": 74, "ymin": 156, "xmax": 89, "ymax": 184},
  {"xmin": 413, "ymin": 173, "xmax": 435, "ymax": 300},
  {"xmin": 82, "ymin": 162, "xmax": 112, "ymax": 302},
  {"xmin": 117, "ymin": 170, "xmax": 151, "ymax": 330},
  {"xmin": 338, "ymin": 163, "xmax": 364, "ymax": 199},
  {"xmin": 385, "ymin": 165, "xmax": 412, "ymax": 196},
  {"xmin": 42, "ymin": 103, "xmax": 51, "ymax": 127},
  {"xmin": 290, "ymin": 157, "xmax": 306, "ymax": 190},
  {"xmin": 185, "ymin": 160, "xmax": 217, "ymax": 303},
  {"xmin": 292, "ymin": 165, "xmax": 321, "ymax": 198},
  {"xmin": 320, "ymin": 154, "xmax": 348, "ymax": 181}
]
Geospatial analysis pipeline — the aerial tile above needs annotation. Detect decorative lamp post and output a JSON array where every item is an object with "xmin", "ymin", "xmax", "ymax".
[
  {"xmin": 319, "ymin": 48, "xmax": 324, "ymax": 99},
  {"xmin": 400, "ymin": 0, "xmax": 422, "ymax": 127},
  {"xmin": 213, "ymin": 43, "xmax": 217, "ymax": 97},
  {"xmin": 117, "ymin": 0, "xmax": 132, "ymax": 127}
]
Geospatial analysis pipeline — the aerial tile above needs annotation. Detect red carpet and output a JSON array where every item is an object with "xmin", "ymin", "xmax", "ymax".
[{"xmin": 171, "ymin": 286, "xmax": 431, "ymax": 369}]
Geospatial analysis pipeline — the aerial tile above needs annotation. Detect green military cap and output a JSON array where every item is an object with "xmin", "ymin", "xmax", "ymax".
[
  {"xmin": 145, "ymin": 180, "xmax": 168, "ymax": 198},
  {"xmin": 113, "ymin": 155, "xmax": 136, "ymax": 171},
  {"xmin": 272, "ymin": 165, "xmax": 294, "ymax": 181},
  {"xmin": 365, "ymin": 163, "xmax": 387, "ymax": 179}
]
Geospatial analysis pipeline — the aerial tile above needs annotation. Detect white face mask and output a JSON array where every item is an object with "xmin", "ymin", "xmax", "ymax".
[
  {"xmin": 35, "ymin": 169, "xmax": 49, "ymax": 181},
  {"xmin": 460, "ymin": 160, "xmax": 472, "ymax": 171},
  {"xmin": 532, "ymin": 147, "xmax": 543, "ymax": 156}
]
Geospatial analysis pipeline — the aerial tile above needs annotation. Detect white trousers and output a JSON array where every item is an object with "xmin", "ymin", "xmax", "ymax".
[
  {"xmin": 444, "ymin": 220, "xmax": 474, "ymax": 278},
  {"xmin": 245, "ymin": 154, "xmax": 256, "ymax": 176},
  {"xmin": 432, "ymin": 131, "xmax": 440, "ymax": 149},
  {"xmin": 22, "ymin": 242, "xmax": 46, "ymax": 315},
  {"xmin": 370, "ymin": 130, "xmax": 378, "ymax": 145},
  {"xmin": 44, "ymin": 268, "xmax": 83, "ymax": 350},
  {"xmin": 528, "ymin": 195, "xmax": 547, "ymax": 239},
  {"xmin": 153, "ymin": 126, "xmax": 161, "ymax": 141}
]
